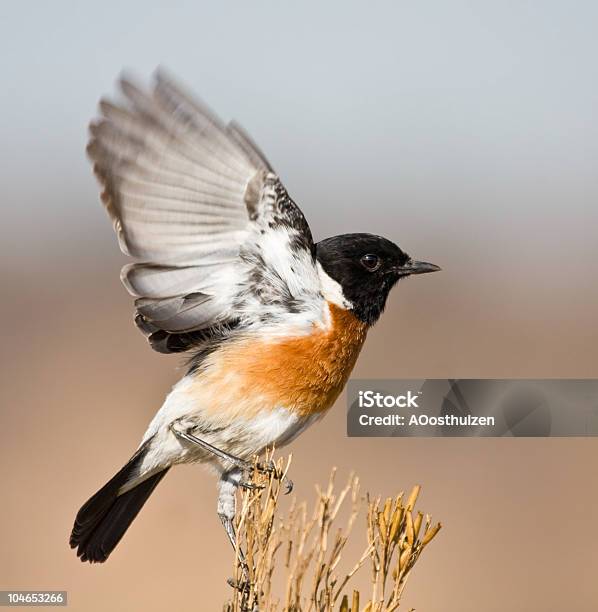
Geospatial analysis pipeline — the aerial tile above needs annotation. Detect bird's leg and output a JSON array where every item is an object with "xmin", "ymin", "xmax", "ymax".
[
  {"xmin": 218, "ymin": 470, "xmax": 250, "ymax": 588},
  {"xmin": 169, "ymin": 421, "xmax": 292, "ymax": 492},
  {"xmin": 169, "ymin": 422, "xmax": 251, "ymax": 471}
]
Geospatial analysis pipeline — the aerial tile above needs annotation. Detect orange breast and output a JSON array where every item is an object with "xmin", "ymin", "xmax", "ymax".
[{"xmin": 196, "ymin": 303, "xmax": 368, "ymax": 418}]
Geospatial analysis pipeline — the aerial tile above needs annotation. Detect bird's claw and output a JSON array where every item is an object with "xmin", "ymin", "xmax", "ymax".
[
  {"xmin": 254, "ymin": 459, "xmax": 279, "ymax": 477},
  {"xmin": 252, "ymin": 460, "xmax": 293, "ymax": 494},
  {"xmin": 283, "ymin": 477, "xmax": 294, "ymax": 495},
  {"xmin": 227, "ymin": 577, "xmax": 251, "ymax": 594},
  {"xmin": 240, "ymin": 481, "xmax": 265, "ymax": 491}
]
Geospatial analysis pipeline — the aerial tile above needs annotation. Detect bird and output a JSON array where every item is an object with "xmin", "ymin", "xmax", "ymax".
[{"xmin": 69, "ymin": 69, "xmax": 440, "ymax": 564}]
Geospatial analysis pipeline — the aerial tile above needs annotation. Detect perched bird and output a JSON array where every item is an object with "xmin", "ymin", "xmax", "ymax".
[{"xmin": 69, "ymin": 69, "xmax": 440, "ymax": 564}]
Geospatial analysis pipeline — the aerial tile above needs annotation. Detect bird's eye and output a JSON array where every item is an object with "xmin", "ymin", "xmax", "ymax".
[{"xmin": 360, "ymin": 254, "xmax": 381, "ymax": 271}]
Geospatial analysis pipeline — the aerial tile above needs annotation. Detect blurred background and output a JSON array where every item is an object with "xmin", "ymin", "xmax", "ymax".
[{"xmin": 1, "ymin": 1, "xmax": 597, "ymax": 610}]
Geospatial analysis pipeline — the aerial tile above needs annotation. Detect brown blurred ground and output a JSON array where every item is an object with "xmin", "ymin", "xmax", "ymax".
[{"xmin": 1, "ymin": 235, "xmax": 597, "ymax": 611}]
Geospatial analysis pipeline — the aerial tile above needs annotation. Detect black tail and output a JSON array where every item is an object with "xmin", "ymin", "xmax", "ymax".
[{"xmin": 70, "ymin": 443, "xmax": 169, "ymax": 563}]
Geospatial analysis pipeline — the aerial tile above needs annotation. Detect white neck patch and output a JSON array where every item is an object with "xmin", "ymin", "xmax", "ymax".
[{"xmin": 317, "ymin": 262, "xmax": 352, "ymax": 309}]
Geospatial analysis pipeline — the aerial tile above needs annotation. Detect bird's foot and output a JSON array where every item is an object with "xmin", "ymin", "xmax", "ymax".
[
  {"xmin": 227, "ymin": 576, "xmax": 251, "ymax": 594},
  {"xmin": 252, "ymin": 460, "xmax": 293, "ymax": 495},
  {"xmin": 239, "ymin": 481, "xmax": 265, "ymax": 492}
]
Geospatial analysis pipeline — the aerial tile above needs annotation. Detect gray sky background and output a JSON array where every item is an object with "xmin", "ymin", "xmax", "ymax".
[
  {"xmin": 2, "ymin": 0, "xmax": 598, "ymax": 371},
  {"xmin": 2, "ymin": 0, "xmax": 598, "ymax": 251}
]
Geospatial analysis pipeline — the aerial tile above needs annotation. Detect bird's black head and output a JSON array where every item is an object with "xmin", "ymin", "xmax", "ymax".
[{"xmin": 315, "ymin": 233, "xmax": 440, "ymax": 325}]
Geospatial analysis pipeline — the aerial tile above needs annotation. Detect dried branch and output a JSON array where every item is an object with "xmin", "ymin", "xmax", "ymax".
[{"xmin": 223, "ymin": 453, "xmax": 441, "ymax": 612}]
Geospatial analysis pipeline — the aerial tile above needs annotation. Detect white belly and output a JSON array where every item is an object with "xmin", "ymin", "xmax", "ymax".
[{"xmin": 136, "ymin": 376, "xmax": 322, "ymax": 478}]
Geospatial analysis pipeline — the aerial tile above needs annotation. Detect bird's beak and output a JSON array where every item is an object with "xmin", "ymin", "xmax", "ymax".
[{"xmin": 397, "ymin": 260, "xmax": 442, "ymax": 276}]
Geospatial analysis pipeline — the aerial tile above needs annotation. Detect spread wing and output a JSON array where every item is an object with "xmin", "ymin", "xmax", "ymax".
[{"xmin": 88, "ymin": 69, "xmax": 324, "ymax": 353}]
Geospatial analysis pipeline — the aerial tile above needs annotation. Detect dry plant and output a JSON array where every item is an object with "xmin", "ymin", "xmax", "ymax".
[{"xmin": 223, "ymin": 453, "xmax": 441, "ymax": 612}]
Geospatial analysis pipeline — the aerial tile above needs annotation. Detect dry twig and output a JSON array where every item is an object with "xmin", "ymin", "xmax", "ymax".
[{"xmin": 224, "ymin": 453, "xmax": 441, "ymax": 612}]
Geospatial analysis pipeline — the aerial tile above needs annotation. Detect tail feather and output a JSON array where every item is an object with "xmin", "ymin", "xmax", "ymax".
[{"xmin": 70, "ymin": 442, "xmax": 169, "ymax": 563}]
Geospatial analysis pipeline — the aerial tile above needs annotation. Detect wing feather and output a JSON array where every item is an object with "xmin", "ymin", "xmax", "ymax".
[{"xmin": 88, "ymin": 69, "xmax": 322, "ymax": 353}]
